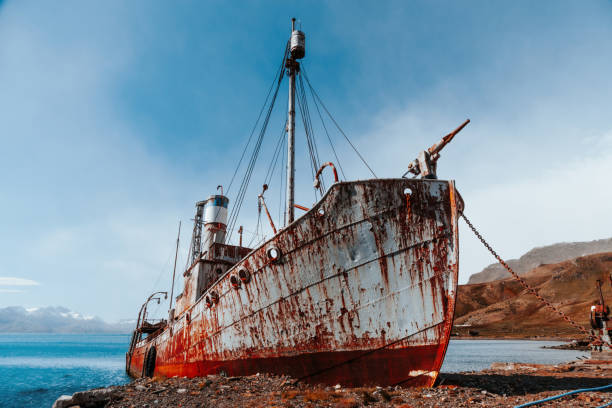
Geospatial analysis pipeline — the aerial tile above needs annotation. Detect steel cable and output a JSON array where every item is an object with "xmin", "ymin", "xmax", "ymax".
[
  {"xmin": 461, "ymin": 212, "xmax": 609, "ymax": 346},
  {"xmin": 226, "ymin": 50, "xmax": 287, "ymax": 243},
  {"xmin": 302, "ymin": 67, "xmax": 377, "ymax": 178},
  {"xmin": 307, "ymin": 77, "xmax": 346, "ymax": 180},
  {"xmin": 226, "ymin": 42, "xmax": 289, "ymax": 196},
  {"xmin": 296, "ymin": 72, "xmax": 324, "ymax": 196}
]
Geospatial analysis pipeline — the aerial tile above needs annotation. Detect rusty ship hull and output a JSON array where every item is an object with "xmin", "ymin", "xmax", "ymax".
[{"xmin": 127, "ymin": 178, "xmax": 460, "ymax": 387}]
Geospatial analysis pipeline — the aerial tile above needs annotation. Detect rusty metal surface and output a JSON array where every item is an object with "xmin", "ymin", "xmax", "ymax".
[{"xmin": 127, "ymin": 178, "xmax": 459, "ymax": 386}]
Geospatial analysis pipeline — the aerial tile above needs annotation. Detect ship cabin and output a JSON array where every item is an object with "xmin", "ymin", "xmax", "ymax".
[
  {"xmin": 172, "ymin": 193, "xmax": 251, "ymax": 319},
  {"xmin": 129, "ymin": 192, "xmax": 251, "ymax": 350}
]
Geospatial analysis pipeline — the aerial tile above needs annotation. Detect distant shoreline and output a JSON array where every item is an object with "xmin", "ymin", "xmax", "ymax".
[{"xmin": 451, "ymin": 336, "xmax": 574, "ymax": 341}]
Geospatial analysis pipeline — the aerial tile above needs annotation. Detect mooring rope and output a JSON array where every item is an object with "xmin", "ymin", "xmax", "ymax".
[{"xmin": 514, "ymin": 383, "xmax": 612, "ymax": 408}]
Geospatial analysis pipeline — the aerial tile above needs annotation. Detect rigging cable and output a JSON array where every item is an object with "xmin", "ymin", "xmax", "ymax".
[
  {"xmin": 296, "ymin": 72, "xmax": 325, "ymax": 196},
  {"xmin": 247, "ymin": 200, "xmax": 262, "ymax": 248},
  {"xmin": 264, "ymin": 119, "xmax": 288, "ymax": 186},
  {"xmin": 279, "ymin": 132, "xmax": 287, "ymax": 227},
  {"xmin": 307, "ymin": 75, "xmax": 346, "ymax": 180},
  {"xmin": 226, "ymin": 46, "xmax": 288, "ymax": 243},
  {"xmin": 226, "ymin": 42, "xmax": 289, "ymax": 196},
  {"xmin": 302, "ymin": 67, "xmax": 377, "ymax": 178}
]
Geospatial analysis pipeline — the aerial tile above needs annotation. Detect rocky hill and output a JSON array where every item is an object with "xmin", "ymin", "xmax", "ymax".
[
  {"xmin": 467, "ymin": 237, "xmax": 612, "ymax": 284},
  {"xmin": 455, "ymin": 252, "xmax": 612, "ymax": 338}
]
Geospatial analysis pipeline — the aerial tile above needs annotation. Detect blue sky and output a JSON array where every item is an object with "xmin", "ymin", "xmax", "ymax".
[{"xmin": 1, "ymin": 1, "xmax": 611, "ymax": 321}]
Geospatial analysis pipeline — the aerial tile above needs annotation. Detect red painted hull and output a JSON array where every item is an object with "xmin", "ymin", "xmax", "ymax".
[
  {"xmin": 141, "ymin": 343, "xmax": 445, "ymax": 387},
  {"xmin": 127, "ymin": 179, "xmax": 460, "ymax": 387}
]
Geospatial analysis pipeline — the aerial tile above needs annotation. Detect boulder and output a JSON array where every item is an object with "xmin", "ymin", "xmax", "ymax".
[
  {"xmin": 53, "ymin": 387, "xmax": 118, "ymax": 408},
  {"xmin": 52, "ymin": 395, "xmax": 74, "ymax": 408},
  {"xmin": 72, "ymin": 387, "xmax": 118, "ymax": 407}
]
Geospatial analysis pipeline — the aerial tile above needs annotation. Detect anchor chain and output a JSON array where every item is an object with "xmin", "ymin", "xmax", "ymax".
[{"xmin": 460, "ymin": 213, "xmax": 609, "ymax": 346}]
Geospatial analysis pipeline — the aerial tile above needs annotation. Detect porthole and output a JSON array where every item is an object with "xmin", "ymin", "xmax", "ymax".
[
  {"xmin": 210, "ymin": 291, "xmax": 219, "ymax": 304},
  {"xmin": 186, "ymin": 312, "xmax": 191, "ymax": 323},
  {"xmin": 238, "ymin": 268, "xmax": 251, "ymax": 284},
  {"xmin": 230, "ymin": 275, "xmax": 241, "ymax": 289},
  {"xmin": 404, "ymin": 188, "xmax": 412, "ymax": 195},
  {"xmin": 318, "ymin": 208, "xmax": 325, "ymax": 216},
  {"xmin": 215, "ymin": 268, "xmax": 223, "ymax": 275},
  {"xmin": 267, "ymin": 246, "xmax": 281, "ymax": 263},
  {"xmin": 206, "ymin": 296, "xmax": 213, "ymax": 308}
]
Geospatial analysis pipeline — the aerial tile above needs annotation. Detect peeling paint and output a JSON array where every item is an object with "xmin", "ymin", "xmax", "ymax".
[{"xmin": 127, "ymin": 178, "xmax": 459, "ymax": 387}]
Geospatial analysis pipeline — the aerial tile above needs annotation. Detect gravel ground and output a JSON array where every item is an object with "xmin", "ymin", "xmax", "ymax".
[{"xmin": 57, "ymin": 360, "xmax": 612, "ymax": 408}]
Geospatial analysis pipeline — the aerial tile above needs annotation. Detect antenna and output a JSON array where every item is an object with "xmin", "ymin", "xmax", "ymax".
[{"xmin": 168, "ymin": 221, "xmax": 181, "ymax": 318}]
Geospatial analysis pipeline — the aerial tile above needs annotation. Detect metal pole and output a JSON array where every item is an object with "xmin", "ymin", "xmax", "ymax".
[
  {"xmin": 285, "ymin": 21, "xmax": 297, "ymax": 225},
  {"xmin": 168, "ymin": 221, "xmax": 181, "ymax": 316}
]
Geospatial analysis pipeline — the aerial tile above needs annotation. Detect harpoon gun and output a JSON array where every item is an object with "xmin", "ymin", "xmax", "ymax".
[{"xmin": 404, "ymin": 119, "xmax": 470, "ymax": 179}]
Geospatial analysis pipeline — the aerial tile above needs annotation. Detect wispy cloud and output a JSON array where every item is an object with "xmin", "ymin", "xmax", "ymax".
[
  {"xmin": 0, "ymin": 289, "xmax": 24, "ymax": 293},
  {"xmin": 0, "ymin": 277, "xmax": 40, "ymax": 286}
]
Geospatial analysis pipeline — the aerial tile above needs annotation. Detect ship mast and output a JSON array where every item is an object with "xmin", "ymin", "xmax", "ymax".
[{"xmin": 285, "ymin": 18, "xmax": 305, "ymax": 225}]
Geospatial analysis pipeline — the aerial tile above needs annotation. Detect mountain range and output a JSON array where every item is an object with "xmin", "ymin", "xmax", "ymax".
[
  {"xmin": 0, "ymin": 306, "xmax": 133, "ymax": 333},
  {"xmin": 455, "ymin": 252, "xmax": 612, "ymax": 338},
  {"xmin": 467, "ymin": 237, "xmax": 612, "ymax": 284}
]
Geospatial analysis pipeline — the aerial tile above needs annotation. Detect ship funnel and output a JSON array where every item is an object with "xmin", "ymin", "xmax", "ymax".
[{"xmin": 202, "ymin": 194, "xmax": 229, "ymax": 247}]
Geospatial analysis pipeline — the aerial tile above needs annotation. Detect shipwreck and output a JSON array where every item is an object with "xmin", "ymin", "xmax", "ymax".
[{"xmin": 126, "ymin": 19, "xmax": 468, "ymax": 387}]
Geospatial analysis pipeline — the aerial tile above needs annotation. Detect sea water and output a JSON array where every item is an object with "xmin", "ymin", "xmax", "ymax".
[
  {"xmin": 0, "ymin": 334, "xmax": 130, "ymax": 408},
  {"xmin": 441, "ymin": 339, "xmax": 587, "ymax": 372},
  {"xmin": 0, "ymin": 335, "xmax": 587, "ymax": 408}
]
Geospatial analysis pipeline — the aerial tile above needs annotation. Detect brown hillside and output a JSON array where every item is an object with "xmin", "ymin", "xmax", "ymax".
[
  {"xmin": 467, "ymin": 237, "xmax": 612, "ymax": 284},
  {"xmin": 455, "ymin": 252, "xmax": 612, "ymax": 338}
]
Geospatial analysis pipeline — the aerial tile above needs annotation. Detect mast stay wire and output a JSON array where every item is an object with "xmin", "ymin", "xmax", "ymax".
[
  {"xmin": 226, "ymin": 46, "xmax": 288, "ymax": 243},
  {"xmin": 302, "ymin": 67, "xmax": 378, "ymax": 178},
  {"xmin": 247, "ymin": 204, "xmax": 262, "ymax": 248},
  {"xmin": 308, "ymin": 77, "xmax": 346, "ymax": 180},
  {"xmin": 226, "ymin": 42, "xmax": 289, "ymax": 196},
  {"xmin": 298, "ymin": 73, "xmax": 323, "ymax": 188},
  {"xmin": 296, "ymin": 72, "xmax": 325, "ymax": 196},
  {"xmin": 264, "ymin": 118, "xmax": 288, "ymax": 185},
  {"xmin": 279, "ymin": 133, "xmax": 287, "ymax": 227}
]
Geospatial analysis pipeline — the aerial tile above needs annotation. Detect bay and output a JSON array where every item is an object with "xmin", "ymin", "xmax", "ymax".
[{"xmin": 0, "ymin": 334, "xmax": 587, "ymax": 408}]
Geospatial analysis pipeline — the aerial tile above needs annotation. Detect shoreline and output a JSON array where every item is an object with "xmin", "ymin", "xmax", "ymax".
[
  {"xmin": 450, "ymin": 336, "xmax": 577, "ymax": 341},
  {"xmin": 53, "ymin": 358, "xmax": 612, "ymax": 408},
  {"xmin": 0, "ymin": 331, "xmax": 578, "ymax": 340}
]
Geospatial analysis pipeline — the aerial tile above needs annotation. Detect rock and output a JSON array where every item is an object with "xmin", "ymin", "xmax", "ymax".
[
  {"xmin": 374, "ymin": 389, "xmax": 392, "ymax": 401},
  {"xmin": 135, "ymin": 385, "xmax": 147, "ymax": 391},
  {"xmin": 71, "ymin": 387, "xmax": 118, "ymax": 407},
  {"xmin": 361, "ymin": 391, "xmax": 377, "ymax": 403},
  {"xmin": 52, "ymin": 395, "xmax": 74, "ymax": 408},
  {"xmin": 177, "ymin": 388, "xmax": 188, "ymax": 394}
]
